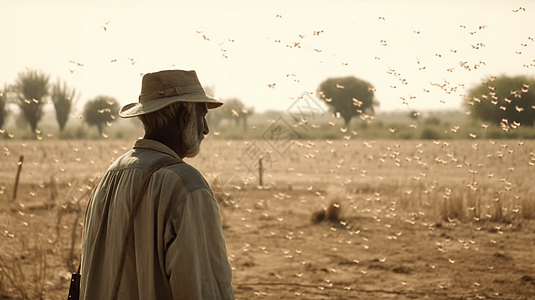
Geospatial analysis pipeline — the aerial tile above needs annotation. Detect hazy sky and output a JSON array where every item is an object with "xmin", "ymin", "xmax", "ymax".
[{"xmin": 1, "ymin": 0, "xmax": 534, "ymax": 114}]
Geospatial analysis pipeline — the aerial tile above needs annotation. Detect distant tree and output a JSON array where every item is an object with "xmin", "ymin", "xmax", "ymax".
[
  {"xmin": 83, "ymin": 96, "xmax": 119, "ymax": 136},
  {"xmin": 466, "ymin": 75, "xmax": 535, "ymax": 127},
  {"xmin": 222, "ymin": 98, "xmax": 244, "ymax": 127},
  {"xmin": 13, "ymin": 69, "xmax": 50, "ymax": 133},
  {"xmin": 50, "ymin": 79, "xmax": 77, "ymax": 132},
  {"xmin": 0, "ymin": 86, "xmax": 8, "ymax": 130},
  {"xmin": 214, "ymin": 98, "xmax": 254, "ymax": 129},
  {"xmin": 317, "ymin": 76, "xmax": 378, "ymax": 125},
  {"xmin": 241, "ymin": 106, "xmax": 254, "ymax": 129},
  {"xmin": 200, "ymin": 86, "xmax": 254, "ymax": 130}
]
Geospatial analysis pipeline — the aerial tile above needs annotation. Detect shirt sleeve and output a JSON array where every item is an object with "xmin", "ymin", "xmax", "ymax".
[{"xmin": 165, "ymin": 188, "xmax": 235, "ymax": 300}]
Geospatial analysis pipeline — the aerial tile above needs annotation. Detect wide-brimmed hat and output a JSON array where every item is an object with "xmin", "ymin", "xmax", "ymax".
[{"xmin": 119, "ymin": 69, "xmax": 223, "ymax": 118}]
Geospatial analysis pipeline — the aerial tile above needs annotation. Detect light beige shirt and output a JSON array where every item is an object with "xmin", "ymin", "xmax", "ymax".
[{"xmin": 81, "ymin": 139, "xmax": 234, "ymax": 300}]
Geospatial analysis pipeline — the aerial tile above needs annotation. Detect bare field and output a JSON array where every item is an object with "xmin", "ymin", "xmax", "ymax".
[{"xmin": 1, "ymin": 139, "xmax": 535, "ymax": 299}]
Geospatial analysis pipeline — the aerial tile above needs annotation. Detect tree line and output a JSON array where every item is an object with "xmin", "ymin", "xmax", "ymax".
[
  {"xmin": 207, "ymin": 74, "xmax": 535, "ymax": 129},
  {"xmin": 316, "ymin": 75, "xmax": 535, "ymax": 129},
  {"xmin": 0, "ymin": 70, "xmax": 255, "ymax": 138},
  {"xmin": 0, "ymin": 69, "xmax": 119, "ymax": 137},
  {"xmin": 1, "ymin": 69, "xmax": 534, "ymax": 139}
]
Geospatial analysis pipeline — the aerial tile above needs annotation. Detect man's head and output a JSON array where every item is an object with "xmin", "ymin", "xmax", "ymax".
[
  {"xmin": 119, "ymin": 70, "xmax": 221, "ymax": 158},
  {"xmin": 138, "ymin": 101, "xmax": 208, "ymax": 158}
]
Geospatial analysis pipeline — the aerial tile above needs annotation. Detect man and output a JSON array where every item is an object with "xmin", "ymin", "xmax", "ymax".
[{"xmin": 81, "ymin": 70, "xmax": 235, "ymax": 299}]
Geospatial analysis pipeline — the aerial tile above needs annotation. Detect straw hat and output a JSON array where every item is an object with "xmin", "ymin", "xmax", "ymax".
[{"xmin": 119, "ymin": 69, "xmax": 223, "ymax": 118}]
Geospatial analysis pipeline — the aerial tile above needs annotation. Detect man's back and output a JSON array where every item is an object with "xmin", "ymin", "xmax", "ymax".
[{"xmin": 81, "ymin": 139, "xmax": 234, "ymax": 300}]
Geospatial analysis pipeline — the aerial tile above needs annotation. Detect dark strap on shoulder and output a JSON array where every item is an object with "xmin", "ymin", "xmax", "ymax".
[{"xmin": 111, "ymin": 158, "xmax": 182, "ymax": 300}]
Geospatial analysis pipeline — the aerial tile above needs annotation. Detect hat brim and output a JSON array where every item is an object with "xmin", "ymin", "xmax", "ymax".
[{"xmin": 119, "ymin": 92, "xmax": 223, "ymax": 118}]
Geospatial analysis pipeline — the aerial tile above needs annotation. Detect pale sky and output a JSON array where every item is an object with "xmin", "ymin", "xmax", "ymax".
[{"xmin": 1, "ymin": 0, "xmax": 534, "ymax": 114}]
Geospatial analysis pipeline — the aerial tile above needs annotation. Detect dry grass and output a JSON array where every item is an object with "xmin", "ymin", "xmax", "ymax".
[
  {"xmin": 2, "ymin": 138, "xmax": 533, "ymax": 224},
  {"xmin": 0, "ymin": 141, "xmax": 103, "ymax": 299},
  {"xmin": 0, "ymin": 229, "xmax": 49, "ymax": 299}
]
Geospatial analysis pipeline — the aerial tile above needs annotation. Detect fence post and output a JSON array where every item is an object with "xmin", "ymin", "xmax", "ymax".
[
  {"xmin": 258, "ymin": 158, "xmax": 263, "ymax": 186},
  {"xmin": 12, "ymin": 155, "xmax": 24, "ymax": 201}
]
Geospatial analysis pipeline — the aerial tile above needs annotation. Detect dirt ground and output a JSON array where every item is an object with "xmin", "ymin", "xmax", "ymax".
[
  {"xmin": 1, "ymin": 139, "xmax": 535, "ymax": 299},
  {"xmin": 222, "ymin": 187, "xmax": 535, "ymax": 300},
  {"xmin": 4, "ymin": 184, "xmax": 535, "ymax": 300}
]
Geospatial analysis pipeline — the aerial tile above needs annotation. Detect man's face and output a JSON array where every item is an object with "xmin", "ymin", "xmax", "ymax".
[{"xmin": 183, "ymin": 103, "xmax": 209, "ymax": 158}]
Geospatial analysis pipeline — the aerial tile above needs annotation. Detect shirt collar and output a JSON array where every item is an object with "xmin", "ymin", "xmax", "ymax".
[{"xmin": 132, "ymin": 139, "xmax": 182, "ymax": 161}]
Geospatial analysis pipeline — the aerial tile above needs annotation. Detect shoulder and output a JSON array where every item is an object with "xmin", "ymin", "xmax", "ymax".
[
  {"xmin": 106, "ymin": 148, "xmax": 212, "ymax": 194},
  {"xmin": 158, "ymin": 162, "xmax": 211, "ymax": 194}
]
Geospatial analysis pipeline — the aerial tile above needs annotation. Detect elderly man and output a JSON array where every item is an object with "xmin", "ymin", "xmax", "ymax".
[{"xmin": 80, "ymin": 70, "xmax": 235, "ymax": 299}]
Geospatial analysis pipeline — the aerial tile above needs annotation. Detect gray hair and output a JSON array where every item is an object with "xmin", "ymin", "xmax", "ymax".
[{"xmin": 138, "ymin": 102, "xmax": 196, "ymax": 129}]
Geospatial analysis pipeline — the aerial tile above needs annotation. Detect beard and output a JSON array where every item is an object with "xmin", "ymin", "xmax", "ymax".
[{"xmin": 183, "ymin": 112, "xmax": 203, "ymax": 158}]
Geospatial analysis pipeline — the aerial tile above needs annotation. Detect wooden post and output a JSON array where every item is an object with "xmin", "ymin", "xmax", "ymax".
[
  {"xmin": 258, "ymin": 158, "xmax": 263, "ymax": 186},
  {"xmin": 12, "ymin": 155, "xmax": 24, "ymax": 201}
]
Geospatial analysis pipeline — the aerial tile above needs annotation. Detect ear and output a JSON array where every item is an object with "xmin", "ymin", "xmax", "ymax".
[{"xmin": 176, "ymin": 107, "xmax": 189, "ymax": 130}]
